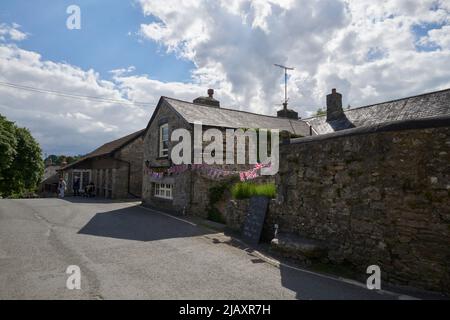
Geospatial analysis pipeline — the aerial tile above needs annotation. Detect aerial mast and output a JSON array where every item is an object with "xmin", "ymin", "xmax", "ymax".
[{"xmin": 274, "ymin": 64, "xmax": 294, "ymax": 110}]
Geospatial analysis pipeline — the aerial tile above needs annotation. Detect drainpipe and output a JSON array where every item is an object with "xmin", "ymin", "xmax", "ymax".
[{"xmin": 305, "ymin": 121, "xmax": 318, "ymax": 136}]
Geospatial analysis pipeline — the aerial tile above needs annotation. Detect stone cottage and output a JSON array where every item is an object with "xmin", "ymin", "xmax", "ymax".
[
  {"xmin": 141, "ymin": 89, "xmax": 311, "ymax": 215},
  {"xmin": 142, "ymin": 87, "xmax": 450, "ymax": 216},
  {"xmin": 59, "ymin": 129, "xmax": 144, "ymax": 199}
]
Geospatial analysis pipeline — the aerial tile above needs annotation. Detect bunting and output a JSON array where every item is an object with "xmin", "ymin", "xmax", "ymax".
[{"xmin": 145, "ymin": 162, "xmax": 271, "ymax": 181}]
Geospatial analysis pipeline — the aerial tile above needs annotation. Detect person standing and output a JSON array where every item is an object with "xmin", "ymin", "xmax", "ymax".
[
  {"xmin": 73, "ymin": 176, "xmax": 80, "ymax": 196},
  {"xmin": 58, "ymin": 177, "xmax": 67, "ymax": 198}
]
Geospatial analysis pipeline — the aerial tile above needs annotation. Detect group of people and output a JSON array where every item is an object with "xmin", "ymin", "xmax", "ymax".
[{"xmin": 57, "ymin": 177, "xmax": 95, "ymax": 198}]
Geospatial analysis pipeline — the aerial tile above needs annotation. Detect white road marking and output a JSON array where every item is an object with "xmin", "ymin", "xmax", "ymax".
[
  {"xmin": 138, "ymin": 205, "xmax": 197, "ymax": 227},
  {"xmin": 138, "ymin": 204, "xmax": 420, "ymax": 300}
]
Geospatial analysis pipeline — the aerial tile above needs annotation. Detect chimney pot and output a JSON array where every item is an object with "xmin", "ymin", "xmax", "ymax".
[{"xmin": 193, "ymin": 88, "xmax": 220, "ymax": 107}]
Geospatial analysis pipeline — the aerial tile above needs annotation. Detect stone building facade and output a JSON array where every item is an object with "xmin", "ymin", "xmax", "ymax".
[
  {"xmin": 142, "ymin": 87, "xmax": 450, "ymax": 217},
  {"xmin": 60, "ymin": 130, "xmax": 144, "ymax": 199},
  {"xmin": 142, "ymin": 99, "xmax": 193, "ymax": 212},
  {"xmin": 141, "ymin": 90, "xmax": 311, "ymax": 215}
]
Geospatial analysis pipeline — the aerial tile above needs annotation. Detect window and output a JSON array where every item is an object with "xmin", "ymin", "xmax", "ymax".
[
  {"xmin": 159, "ymin": 123, "xmax": 169, "ymax": 157},
  {"xmin": 154, "ymin": 183, "xmax": 173, "ymax": 199},
  {"xmin": 72, "ymin": 170, "xmax": 91, "ymax": 192}
]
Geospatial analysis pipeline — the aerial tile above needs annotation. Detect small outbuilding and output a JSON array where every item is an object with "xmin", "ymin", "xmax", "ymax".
[
  {"xmin": 59, "ymin": 130, "xmax": 144, "ymax": 199},
  {"xmin": 39, "ymin": 165, "xmax": 61, "ymax": 197}
]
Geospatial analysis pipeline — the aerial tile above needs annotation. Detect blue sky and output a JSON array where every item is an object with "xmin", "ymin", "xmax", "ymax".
[
  {"xmin": 0, "ymin": 0, "xmax": 449, "ymax": 156},
  {"xmin": 0, "ymin": 0, "xmax": 194, "ymax": 83}
]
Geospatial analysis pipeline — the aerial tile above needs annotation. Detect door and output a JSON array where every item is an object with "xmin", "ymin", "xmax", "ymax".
[
  {"xmin": 72, "ymin": 170, "xmax": 91, "ymax": 192},
  {"xmin": 82, "ymin": 171, "xmax": 90, "ymax": 190},
  {"xmin": 73, "ymin": 172, "xmax": 81, "ymax": 192}
]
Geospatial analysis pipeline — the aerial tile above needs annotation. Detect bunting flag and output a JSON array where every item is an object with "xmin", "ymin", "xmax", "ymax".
[{"xmin": 145, "ymin": 162, "xmax": 271, "ymax": 181}]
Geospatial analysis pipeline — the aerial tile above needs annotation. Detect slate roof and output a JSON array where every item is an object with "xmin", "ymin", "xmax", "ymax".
[
  {"xmin": 41, "ymin": 165, "xmax": 60, "ymax": 183},
  {"xmin": 305, "ymin": 88, "xmax": 450, "ymax": 135},
  {"xmin": 60, "ymin": 129, "xmax": 144, "ymax": 170},
  {"xmin": 163, "ymin": 97, "xmax": 311, "ymax": 136}
]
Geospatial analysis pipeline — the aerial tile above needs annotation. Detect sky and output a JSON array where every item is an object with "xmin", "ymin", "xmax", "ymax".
[{"xmin": 0, "ymin": 0, "xmax": 449, "ymax": 156}]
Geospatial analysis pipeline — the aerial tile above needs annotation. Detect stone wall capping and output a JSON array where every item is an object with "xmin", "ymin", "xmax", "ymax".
[{"xmin": 288, "ymin": 115, "xmax": 450, "ymax": 146}]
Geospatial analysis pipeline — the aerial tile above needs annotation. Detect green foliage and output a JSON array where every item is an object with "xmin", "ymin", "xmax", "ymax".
[
  {"xmin": 209, "ymin": 183, "xmax": 229, "ymax": 206},
  {"xmin": 44, "ymin": 154, "xmax": 82, "ymax": 166},
  {"xmin": 0, "ymin": 114, "xmax": 44, "ymax": 198},
  {"xmin": 0, "ymin": 115, "xmax": 17, "ymax": 175},
  {"xmin": 207, "ymin": 206, "xmax": 226, "ymax": 224},
  {"xmin": 206, "ymin": 182, "xmax": 227, "ymax": 223},
  {"xmin": 316, "ymin": 108, "xmax": 326, "ymax": 116},
  {"xmin": 231, "ymin": 182, "xmax": 276, "ymax": 199},
  {"xmin": 206, "ymin": 178, "xmax": 238, "ymax": 224}
]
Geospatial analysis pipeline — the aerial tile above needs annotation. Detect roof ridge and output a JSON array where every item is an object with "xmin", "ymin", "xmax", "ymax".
[
  {"xmin": 162, "ymin": 96, "xmax": 302, "ymax": 121},
  {"xmin": 85, "ymin": 128, "xmax": 144, "ymax": 156},
  {"xmin": 345, "ymin": 87, "xmax": 450, "ymax": 112},
  {"xmin": 59, "ymin": 129, "xmax": 145, "ymax": 170},
  {"xmin": 303, "ymin": 87, "xmax": 450, "ymax": 121}
]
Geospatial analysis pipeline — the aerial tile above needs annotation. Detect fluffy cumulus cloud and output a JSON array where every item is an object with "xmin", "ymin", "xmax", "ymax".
[
  {"xmin": 0, "ymin": 26, "xmax": 205, "ymax": 155},
  {"xmin": 139, "ymin": 0, "xmax": 450, "ymax": 115},
  {"xmin": 1, "ymin": 1, "xmax": 450, "ymax": 155},
  {"xmin": 0, "ymin": 44, "xmax": 145, "ymax": 155}
]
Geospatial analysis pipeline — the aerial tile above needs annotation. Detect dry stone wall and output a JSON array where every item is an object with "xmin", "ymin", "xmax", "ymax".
[{"xmin": 225, "ymin": 117, "xmax": 450, "ymax": 293}]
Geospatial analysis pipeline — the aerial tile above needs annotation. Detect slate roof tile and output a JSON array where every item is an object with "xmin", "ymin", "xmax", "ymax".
[
  {"xmin": 164, "ymin": 97, "xmax": 311, "ymax": 136},
  {"xmin": 305, "ymin": 88, "xmax": 450, "ymax": 135},
  {"xmin": 60, "ymin": 129, "xmax": 144, "ymax": 170}
]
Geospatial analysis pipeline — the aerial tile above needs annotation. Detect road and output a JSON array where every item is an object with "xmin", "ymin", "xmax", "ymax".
[{"xmin": 0, "ymin": 198, "xmax": 408, "ymax": 300}]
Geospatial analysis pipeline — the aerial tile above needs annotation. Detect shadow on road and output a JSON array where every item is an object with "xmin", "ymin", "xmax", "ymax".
[
  {"xmin": 278, "ymin": 264, "xmax": 393, "ymax": 300},
  {"xmin": 78, "ymin": 205, "xmax": 212, "ymax": 242}
]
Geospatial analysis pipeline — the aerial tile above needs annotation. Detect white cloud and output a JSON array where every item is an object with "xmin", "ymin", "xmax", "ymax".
[
  {"xmin": 419, "ymin": 25, "xmax": 450, "ymax": 49},
  {"xmin": 0, "ymin": 23, "xmax": 28, "ymax": 42},
  {"xmin": 139, "ymin": 0, "xmax": 450, "ymax": 114},
  {"xmin": 1, "ymin": 1, "xmax": 450, "ymax": 156},
  {"xmin": 109, "ymin": 66, "xmax": 136, "ymax": 77},
  {"xmin": 0, "ymin": 43, "xmax": 197, "ymax": 155}
]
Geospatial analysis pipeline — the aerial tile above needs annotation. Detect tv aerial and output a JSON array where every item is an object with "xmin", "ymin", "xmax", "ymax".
[{"xmin": 274, "ymin": 64, "xmax": 294, "ymax": 110}]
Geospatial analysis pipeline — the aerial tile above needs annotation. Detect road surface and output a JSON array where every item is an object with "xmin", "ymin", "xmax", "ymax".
[{"xmin": 0, "ymin": 198, "xmax": 410, "ymax": 300}]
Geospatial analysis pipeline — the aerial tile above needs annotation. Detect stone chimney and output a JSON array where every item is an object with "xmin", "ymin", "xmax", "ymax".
[
  {"xmin": 326, "ymin": 88, "xmax": 343, "ymax": 121},
  {"xmin": 277, "ymin": 107, "xmax": 298, "ymax": 119},
  {"xmin": 193, "ymin": 89, "xmax": 220, "ymax": 108}
]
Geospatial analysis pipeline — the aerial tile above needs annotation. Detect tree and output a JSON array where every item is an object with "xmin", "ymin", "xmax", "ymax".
[
  {"xmin": 0, "ymin": 114, "xmax": 44, "ymax": 197},
  {"xmin": 44, "ymin": 154, "xmax": 82, "ymax": 166},
  {"xmin": 0, "ymin": 115, "xmax": 17, "ymax": 176},
  {"xmin": 316, "ymin": 108, "xmax": 326, "ymax": 116}
]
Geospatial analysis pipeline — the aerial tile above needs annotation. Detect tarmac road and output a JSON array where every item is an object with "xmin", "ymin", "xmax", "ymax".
[{"xmin": 0, "ymin": 198, "xmax": 411, "ymax": 300}]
